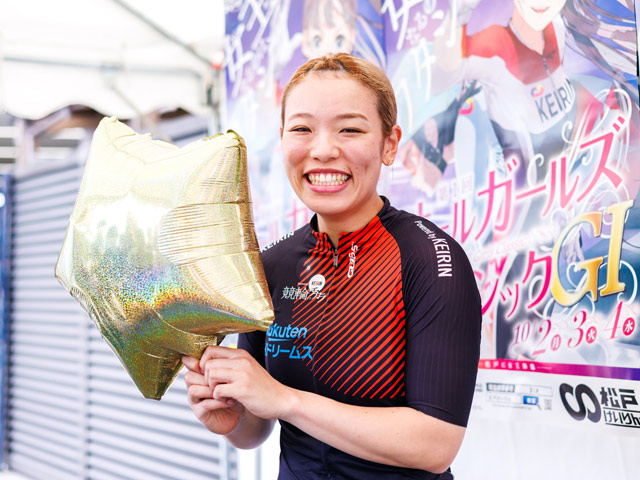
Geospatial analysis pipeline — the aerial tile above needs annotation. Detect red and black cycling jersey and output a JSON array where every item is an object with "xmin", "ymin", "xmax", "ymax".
[{"xmin": 239, "ymin": 197, "xmax": 482, "ymax": 480}]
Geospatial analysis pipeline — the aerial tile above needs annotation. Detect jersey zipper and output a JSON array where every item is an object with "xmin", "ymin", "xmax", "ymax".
[{"xmin": 333, "ymin": 248, "xmax": 339, "ymax": 268}]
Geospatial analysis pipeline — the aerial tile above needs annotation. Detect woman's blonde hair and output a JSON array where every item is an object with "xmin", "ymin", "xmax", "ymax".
[{"xmin": 280, "ymin": 53, "xmax": 397, "ymax": 138}]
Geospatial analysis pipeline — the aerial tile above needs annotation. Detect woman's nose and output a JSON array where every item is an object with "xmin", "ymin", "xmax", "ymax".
[{"xmin": 309, "ymin": 132, "xmax": 339, "ymax": 162}]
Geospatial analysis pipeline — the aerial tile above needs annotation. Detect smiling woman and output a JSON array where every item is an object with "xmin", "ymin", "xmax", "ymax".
[
  {"xmin": 280, "ymin": 71, "xmax": 400, "ymax": 245},
  {"xmin": 183, "ymin": 53, "xmax": 483, "ymax": 480}
]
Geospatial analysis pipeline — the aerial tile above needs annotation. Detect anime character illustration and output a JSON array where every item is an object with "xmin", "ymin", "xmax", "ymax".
[
  {"xmin": 301, "ymin": 0, "xmax": 358, "ymax": 58},
  {"xmin": 404, "ymin": 0, "xmax": 637, "ymax": 198},
  {"xmin": 301, "ymin": 0, "xmax": 386, "ymax": 66},
  {"xmin": 395, "ymin": 0, "xmax": 639, "ymax": 360}
]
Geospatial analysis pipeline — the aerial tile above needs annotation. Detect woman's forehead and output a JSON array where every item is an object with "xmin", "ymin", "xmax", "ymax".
[{"xmin": 286, "ymin": 72, "xmax": 377, "ymax": 109}]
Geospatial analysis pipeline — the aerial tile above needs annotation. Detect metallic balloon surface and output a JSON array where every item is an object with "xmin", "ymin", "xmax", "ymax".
[{"xmin": 55, "ymin": 117, "xmax": 274, "ymax": 400}]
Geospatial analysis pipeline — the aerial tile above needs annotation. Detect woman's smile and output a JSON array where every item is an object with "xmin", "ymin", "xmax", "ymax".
[
  {"xmin": 306, "ymin": 172, "xmax": 350, "ymax": 187},
  {"xmin": 305, "ymin": 170, "xmax": 352, "ymax": 194}
]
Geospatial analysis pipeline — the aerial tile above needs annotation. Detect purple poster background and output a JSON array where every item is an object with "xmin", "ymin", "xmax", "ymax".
[{"xmin": 381, "ymin": 0, "xmax": 640, "ymax": 381}]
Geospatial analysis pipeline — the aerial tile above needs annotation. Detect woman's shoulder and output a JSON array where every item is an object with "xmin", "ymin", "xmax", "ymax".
[
  {"xmin": 383, "ymin": 205, "xmax": 471, "ymax": 272},
  {"xmin": 261, "ymin": 231, "xmax": 296, "ymax": 256},
  {"xmin": 259, "ymin": 224, "xmax": 312, "ymax": 270},
  {"xmin": 383, "ymin": 205, "xmax": 456, "ymax": 247}
]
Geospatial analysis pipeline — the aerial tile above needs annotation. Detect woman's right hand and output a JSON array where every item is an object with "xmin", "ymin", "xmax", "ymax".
[{"xmin": 183, "ymin": 355, "xmax": 245, "ymax": 435}]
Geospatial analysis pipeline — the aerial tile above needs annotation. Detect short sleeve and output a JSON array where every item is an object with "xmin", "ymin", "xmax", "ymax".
[
  {"xmin": 238, "ymin": 330, "xmax": 266, "ymax": 367},
  {"xmin": 401, "ymin": 233, "xmax": 482, "ymax": 427}
]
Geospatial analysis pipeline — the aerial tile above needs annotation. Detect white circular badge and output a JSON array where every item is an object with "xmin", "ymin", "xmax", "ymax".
[{"xmin": 308, "ymin": 274, "xmax": 326, "ymax": 292}]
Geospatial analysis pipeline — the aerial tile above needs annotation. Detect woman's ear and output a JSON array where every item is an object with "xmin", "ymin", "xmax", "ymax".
[{"xmin": 383, "ymin": 125, "xmax": 402, "ymax": 166}]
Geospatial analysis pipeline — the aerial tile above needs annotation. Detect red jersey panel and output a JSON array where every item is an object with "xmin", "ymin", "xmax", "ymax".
[{"xmin": 291, "ymin": 215, "xmax": 406, "ymax": 400}]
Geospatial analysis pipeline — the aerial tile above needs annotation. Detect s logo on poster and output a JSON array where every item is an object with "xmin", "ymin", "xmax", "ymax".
[
  {"xmin": 559, "ymin": 383, "xmax": 640, "ymax": 428},
  {"xmin": 559, "ymin": 383, "xmax": 601, "ymax": 422}
]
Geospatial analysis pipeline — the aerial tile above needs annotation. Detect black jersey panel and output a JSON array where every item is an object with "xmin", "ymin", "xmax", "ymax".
[{"xmin": 384, "ymin": 209, "xmax": 482, "ymax": 427}]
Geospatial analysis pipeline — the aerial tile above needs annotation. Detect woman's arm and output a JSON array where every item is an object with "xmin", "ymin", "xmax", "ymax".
[
  {"xmin": 199, "ymin": 346, "xmax": 465, "ymax": 473},
  {"xmin": 225, "ymin": 409, "xmax": 275, "ymax": 450},
  {"xmin": 282, "ymin": 388, "xmax": 464, "ymax": 473}
]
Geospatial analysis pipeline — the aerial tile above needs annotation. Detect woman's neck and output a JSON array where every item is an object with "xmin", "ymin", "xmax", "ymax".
[
  {"xmin": 317, "ymin": 196, "xmax": 384, "ymax": 248},
  {"xmin": 511, "ymin": 9, "xmax": 545, "ymax": 55}
]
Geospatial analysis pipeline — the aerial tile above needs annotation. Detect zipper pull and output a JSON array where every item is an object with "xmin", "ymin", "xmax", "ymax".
[{"xmin": 333, "ymin": 248, "xmax": 339, "ymax": 268}]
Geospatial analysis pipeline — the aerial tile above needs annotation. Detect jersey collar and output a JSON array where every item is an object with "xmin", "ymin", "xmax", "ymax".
[{"xmin": 308, "ymin": 196, "xmax": 392, "ymax": 247}]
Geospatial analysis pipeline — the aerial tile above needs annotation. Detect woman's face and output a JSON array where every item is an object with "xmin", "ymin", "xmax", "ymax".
[{"xmin": 281, "ymin": 73, "xmax": 399, "ymax": 231}]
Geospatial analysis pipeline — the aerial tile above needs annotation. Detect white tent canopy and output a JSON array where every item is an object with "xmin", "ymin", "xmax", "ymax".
[{"xmin": 0, "ymin": 0, "xmax": 225, "ymax": 120}]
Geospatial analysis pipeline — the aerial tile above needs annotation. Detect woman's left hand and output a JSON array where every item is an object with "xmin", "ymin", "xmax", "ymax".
[{"xmin": 199, "ymin": 345, "xmax": 294, "ymax": 420}]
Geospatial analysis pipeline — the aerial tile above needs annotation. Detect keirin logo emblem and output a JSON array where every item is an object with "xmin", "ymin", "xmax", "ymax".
[
  {"xmin": 309, "ymin": 274, "xmax": 325, "ymax": 292},
  {"xmin": 347, "ymin": 243, "xmax": 358, "ymax": 278}
]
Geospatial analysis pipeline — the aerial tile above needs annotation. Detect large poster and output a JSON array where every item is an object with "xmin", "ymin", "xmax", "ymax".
[
  {"xmin": 382, "ymin": 0, "xmax": 640, "ymax": 435},
  {"xmin": 224, "ymin": 0, "xmax": 640, "ymax": 475}
]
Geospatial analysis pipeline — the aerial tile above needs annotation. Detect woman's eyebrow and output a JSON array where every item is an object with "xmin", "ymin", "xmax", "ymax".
[
  {"xmin": 335, "ymin": 113, "xmax": 369, "ymax": 121},
  {"xmin": 287, "ymin": 112, "xmax": 313, "ymax": 120},
  {"xmin": 286, "ymin": 112, "xmax": 370, "ymax": 122}
]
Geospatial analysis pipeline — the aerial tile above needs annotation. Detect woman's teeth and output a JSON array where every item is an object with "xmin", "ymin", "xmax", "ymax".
[{"xmin": 307, "ymin": 173, "xmax": 349, "ymax": 186}]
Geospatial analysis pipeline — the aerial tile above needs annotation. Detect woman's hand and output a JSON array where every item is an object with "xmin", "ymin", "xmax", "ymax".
[
  {"xmin": 184, "ymin": 347, "xmax": 277, "ymax": 448},
  {"xmin": 199, "ymin": 345, "xmax": 294, "ymax": 421},
  {"xmin": 182, "ymin": 354, "xmax": 245, "ymax": 435}
]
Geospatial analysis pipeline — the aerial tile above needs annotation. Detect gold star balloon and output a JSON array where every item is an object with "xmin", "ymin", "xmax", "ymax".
[{"xmin": 55, "ymin": 117, "xmax": 274, "ymax": 400}]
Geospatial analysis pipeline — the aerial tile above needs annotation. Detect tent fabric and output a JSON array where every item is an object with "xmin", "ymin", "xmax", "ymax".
[{"xmin": 0, "ymin": 0, "xmax": 224, "ymax": 120}]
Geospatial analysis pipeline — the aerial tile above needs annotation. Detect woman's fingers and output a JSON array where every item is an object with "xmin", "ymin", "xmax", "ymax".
[
  {"xmin": 197, "ymin": 398, "xmax": 234, "ymax": 412},
  {"xmin": 186, "ymin": 383, "xmax": 214, "ymax": 404},
  {"xmin": 193, "ymin": 345, "xmax": 285, "ymax": 419},
  {"xmin": 184, "ymin": 368, "xmax": 232, "ymax": 404},
  {"xmin": 211, "ymin": 382, "xmax": 242, "ymax": 402},
  {"xmin": 203, "ymin": 358, "xmax": 251, "ymax": 385},
  {"xmin": 183, "ymin": 350, "xmax": 249, "ymax": 435},
  {"xmin": 184, "ymin": 369, "xmax": 207, "ymax": 387},
  {"xmin": 186, "ymin": 381, "xmax": 234, "ymax": 408},
  {"xmin": 182, "ymin": 355, "xmax": 201, "ymax": 373},
  {"xmin": 199, "ymin": 345, "xmax": 246, "ymax": 371},
  {"xmin": 201, "ymin": 348, "xmax": 253, "ymax": 389}
]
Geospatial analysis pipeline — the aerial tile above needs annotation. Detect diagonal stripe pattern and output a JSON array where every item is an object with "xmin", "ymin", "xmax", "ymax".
[{"xmin": 291, "ymin": 217, "xmax": 406, "ymax": 400}]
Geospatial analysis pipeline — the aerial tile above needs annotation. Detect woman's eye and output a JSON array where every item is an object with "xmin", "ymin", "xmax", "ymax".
[
  {"xmin": 342, "ymin": 128, "xmax": 361, "ymax": 133},
  {"xmin": 291, "ymin": 126, "xmax": 310, "ymax": 132}
]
